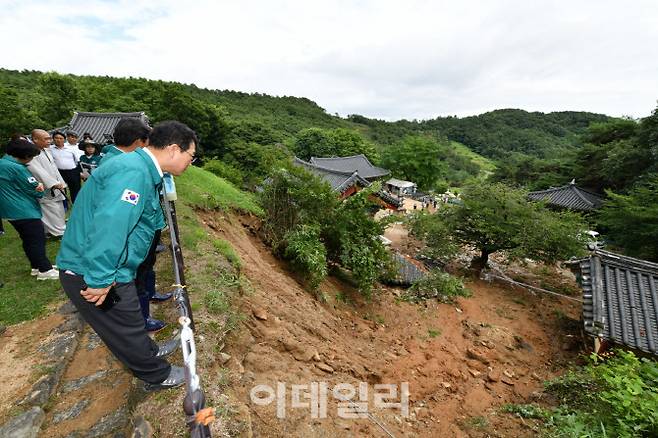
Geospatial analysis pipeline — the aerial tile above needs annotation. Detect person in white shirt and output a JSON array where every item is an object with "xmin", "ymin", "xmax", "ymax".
[
  {"xmin": 27, "ymin": 129, "xmax": 67, "ymax": 237},
  {"xmin": 51, "ymin": 131, "xmax": 82, "ymax": 203},
  {"xmin": 65, "ymin": 131, "xmax": 84, "ymax": 159}
]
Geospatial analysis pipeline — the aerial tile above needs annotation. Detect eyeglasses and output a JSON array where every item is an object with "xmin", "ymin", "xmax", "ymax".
[{"xmin": 178, "ymin": 146, "xmax": 197, "ymax": 163}]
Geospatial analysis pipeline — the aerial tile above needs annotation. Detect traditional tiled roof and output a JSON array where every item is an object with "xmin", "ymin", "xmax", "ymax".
[
  {"xmin": 309, "ymin": 154, "xmax": 390, "ymax": 180},
  {"xmin": 66, "ymin": 112, "xmax": 149, "ymax": 144},
  {"xmin": 528, "ymin": 181, "xmax": 604, "ymax": 211},
  {"xmin": 391, "ymin": 253, "xmax": 427, "ymax": 286},
  {"xmin": 574, "ymin": 249, "xmax": 658, "ymax": 355},
  {"xmin": 293, "ymin": 157, "xmax": 370, "ymax": 193},
  {"xmin": 377, "ymin": 190, "xmax": 403, "ymax": 209}
]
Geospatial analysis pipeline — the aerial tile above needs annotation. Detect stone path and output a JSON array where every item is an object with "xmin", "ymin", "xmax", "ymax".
[{"xmin": 0, "ymin": 303, "xmax": 140, "ymax": 438}]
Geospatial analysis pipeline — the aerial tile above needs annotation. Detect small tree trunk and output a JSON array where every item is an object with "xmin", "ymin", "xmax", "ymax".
[{"xmin": 470, "ymin": 249, "xmax": 490, "ymax": 273}]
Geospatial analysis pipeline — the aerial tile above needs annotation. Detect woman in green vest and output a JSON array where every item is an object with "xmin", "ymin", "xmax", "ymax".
[
  {"xmin": 79, "ymin": 139, "xmax": 102, "ymax": 180},
  {"xmin": 0, "ymin": 138, "xmax": 58, "ymax": 280}
]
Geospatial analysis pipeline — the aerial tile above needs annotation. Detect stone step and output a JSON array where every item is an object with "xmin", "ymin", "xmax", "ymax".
[{"xmin": 39, "ymin": 329, "xmax": 137, "ymax": 438}]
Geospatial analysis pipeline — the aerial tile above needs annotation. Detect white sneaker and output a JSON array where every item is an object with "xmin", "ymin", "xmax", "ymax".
[
  {"xmin": 31, "ymin": 265, "xmax": 56, "ymax": 276},
  {"xmin": 37, "ymin": 268, "xmax": 59, "ymax": 280}
]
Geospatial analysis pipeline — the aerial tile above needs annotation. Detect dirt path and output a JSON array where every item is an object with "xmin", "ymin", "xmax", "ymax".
[{"xmin": 207, "ymin": 215, "xmax": 584, "ymax": 437}]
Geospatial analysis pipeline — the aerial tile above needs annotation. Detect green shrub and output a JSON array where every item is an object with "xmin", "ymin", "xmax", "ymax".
[
  {"xmin": 403, "ymin": 269, "xmax": 471, "ymax": 303},
  {"xmin": 203, "ymin": 159, "xmax": 244, "ymax": 187},
  {"xmin": 283, "ymin": 225, "xmax": 328, "ymax": 291},
  {"xmin": 502, "ymin": 404, "xmax": 547, "ymax": 419},
  {"xmin": 261, "ymin": 163, "xmax": 390, "ymax": 297},
  {"xmin": 544, "ymin": 350, "xmax": 658, "ymax": 437}
]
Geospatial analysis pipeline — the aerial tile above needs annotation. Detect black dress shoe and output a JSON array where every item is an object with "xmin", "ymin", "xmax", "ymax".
[
  {"xmin": 144, "ymin": 365, "xmax": 185, "ymax": 391},
  {"xmin": 156, "ymin": 336, "xmax": 180, "ymax": 358},
  {"xmin": 145, "ymin": 317, "xmax": 167, "ymax": 333},
  {"xmin": 150, "ymin": 291, "xmax": 173, "ymax": 302}
]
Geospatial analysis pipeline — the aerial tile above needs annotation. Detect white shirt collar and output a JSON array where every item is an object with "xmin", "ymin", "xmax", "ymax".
[{"xmin": 142, "ymin": 147, "xmax": 164, "ymax": 177}]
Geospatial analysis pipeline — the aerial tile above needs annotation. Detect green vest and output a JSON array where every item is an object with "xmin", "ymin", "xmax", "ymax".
[
  {"xmin": 57, "ymin": 149, "xmax": 165, "ymax": 288},
  {"xmin": 0, "ymin": 155, "xmax": 43, "ymax": 220}
]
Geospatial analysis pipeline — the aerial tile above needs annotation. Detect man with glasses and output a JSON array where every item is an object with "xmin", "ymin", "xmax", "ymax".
[
  {"xmin": 57, "ymin": 121, "xmax": 199, "ymax": 391},
  {"xmin": 99, "ymin": 118, "xmax": 172, "ymax": 333}
]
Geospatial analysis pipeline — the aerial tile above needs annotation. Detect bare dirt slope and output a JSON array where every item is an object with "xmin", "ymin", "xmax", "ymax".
[{"xmin": 207, "ymin": 214, "xmax": 584, "ymax": 438}]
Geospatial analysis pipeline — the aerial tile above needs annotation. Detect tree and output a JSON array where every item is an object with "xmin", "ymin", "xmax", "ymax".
[
  {"xmin": 574, "ymin": 117, "xmax": 655, "ymax": 192},
  {"xmin": 294, "ymin": 128, "xmax": 335, "ymax": 160},
  {"xmin": 260, "ymin": 162, "xmax": 390, "ymax": 296},
  {"xmin": 38, "ymin": 72, "xmax": 79, "ymax": 126},
  {"xmin": 329, "ymin": 128, "xmax": 379, "ymax": 162},
  {"xmin": 293, "ymin": 127, "xmax": 379, "ymax": 163},
  {"xmin": 597, "ymin": 174, "xmax": 658, "ymax": 262},
  {"xmin": 381, "ymin": 135, "xmax": 448, "ymax": 190},
  {"xmin": 411, "ymin": 182, "xmax": 587, "ymax": 271},
  {"xmin": 0, "ymin": 85, "xmax": 40, "ymax": 141}
]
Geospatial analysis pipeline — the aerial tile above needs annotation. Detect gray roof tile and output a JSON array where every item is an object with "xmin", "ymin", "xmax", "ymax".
[
  {"xmin": 576, "ymin": 250, "xmax": 658, "ymax": 355},
  {"xmin": 293, "ymin": 157, "xmax": 370, "ymax": 193},
  {"xmin": 67, "ymin": 111, "xmax": 149, "ymax": 144},
  {"xmin": 309, "ymin": 154, "xmax": 390, "ymax": 179},
  {"xmin": 528, "ymin": 182, "xmax": 604, "ymax": 211}
]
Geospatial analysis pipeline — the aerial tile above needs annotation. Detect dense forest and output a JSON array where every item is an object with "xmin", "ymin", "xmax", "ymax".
[
  {"xmin": 0, "ymin": 68, "xmax": 610, "ymax": 191},
  {"xmin": 1, "ymin": 68, "xmax": 656, "ymax": 260}
]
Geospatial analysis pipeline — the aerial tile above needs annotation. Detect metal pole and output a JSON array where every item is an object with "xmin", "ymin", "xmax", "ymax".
[{"xmin": 163, "ymin": 199, "xmax": 196, "ymax": 330}]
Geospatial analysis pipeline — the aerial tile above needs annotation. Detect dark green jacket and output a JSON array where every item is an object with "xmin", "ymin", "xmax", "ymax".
[
  {"xmin": 80, "ymin": 154, "xmax": 102, "ymax": 172},
  {"xmin": 0, "ymin": 155, "xmax": 43, "ymax": 220},
  {"xmin": 57, "ymin": 149, "xmax": 165, "ymax": 288},
  {"xmin": 99, "ymin": 145, "xmax": 124, "ymax": 164}
]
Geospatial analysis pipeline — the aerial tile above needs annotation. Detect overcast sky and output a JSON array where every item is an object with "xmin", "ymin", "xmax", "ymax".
[{"xmin": 1, "ymin": 0, "xmax": 657, "ymax": 120}]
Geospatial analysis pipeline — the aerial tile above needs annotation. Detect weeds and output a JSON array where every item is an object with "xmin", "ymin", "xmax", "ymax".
[
  {"xmin": 463, "ymin": 416, "xmax": 489, "ymax": 429},
  {"xmin": 502, "ymin": 403, "xmax": 546, "ymax": 419},
  {"xmin": 212, "ymin": 238, "xmax": 242, "ymax": 270},
  {"xmin": 402, "ymin": 269, "xmax": 471, "ymax": 304}
]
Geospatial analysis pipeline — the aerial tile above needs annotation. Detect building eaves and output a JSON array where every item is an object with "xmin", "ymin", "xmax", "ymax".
[
  {"xmin": 293, "ymin": 157, "xmax": 370, "ymax": 193},
  {"xmin": 528, "ymin": 183, "xmax": 604, "ymax": 211},
  {"xmin": 309, "ymin": 154, "xmax": 390, "ymax": 179},
  {"xmin": 67, "ymin": 111, "xmax": 149, "ymax": 144},
  {"xmin": 576, "ymin": 249, "xmax": 658, "ymax": 355}
]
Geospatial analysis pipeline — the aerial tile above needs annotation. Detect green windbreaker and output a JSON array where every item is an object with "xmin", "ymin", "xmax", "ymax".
[
  {"xmin": 57, "ymin": 148, "xmax": 165, "ymax": 288},
  {"xmin": 0, "ymin": 155, "xmax": 43, "ymax": 220}
]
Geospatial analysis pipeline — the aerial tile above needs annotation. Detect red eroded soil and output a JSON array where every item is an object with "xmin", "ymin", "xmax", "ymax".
[{"xmin": 204, "ymin": 214, "xmax": 584, "ymax": 437}]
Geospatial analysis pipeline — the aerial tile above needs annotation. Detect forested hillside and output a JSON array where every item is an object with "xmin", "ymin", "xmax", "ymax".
[{"xmin": 0, "ymin": 68, "xmax": 609, "ymax": 192}]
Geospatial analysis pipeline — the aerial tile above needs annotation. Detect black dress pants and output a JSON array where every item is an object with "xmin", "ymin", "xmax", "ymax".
[
  {"xmin": 59, "ymin": 271, "xmax": 171, "ymax": 383},
  {"xmin": 58, "ymin": 168, "xmax": 81, "ymax": 203},
  {"xmin": 135, "ymin": 229, "xmax": 162, "ymax": 320},
  {"xmin": 9, "ymin": 218, "xmax": 52, "ymax": 272}
]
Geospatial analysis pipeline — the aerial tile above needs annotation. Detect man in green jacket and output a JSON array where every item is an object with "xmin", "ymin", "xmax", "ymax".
[
  {"xmin": 99, "ymin": 117, "xmax": 171, "ymax": 333},
  {"xmin": 0, "ymin": 138, "xmax": 58, "ymax": 279},
  {"xmin": 99, "ymin": 118, "xmax": 150, "ymax": 163},
  {"xmin": 57, "ymin": 121, "xmax": 198, "ymax": 390}
]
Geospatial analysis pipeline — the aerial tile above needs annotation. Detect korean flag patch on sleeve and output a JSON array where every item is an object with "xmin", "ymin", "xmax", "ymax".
[
  {"xmin": 27, "ymin": 176, "xmax": 37, "ymax": 184},
  {"xmin": 121, "ymin": 189, "xmax": 140, "ymax": 205}
]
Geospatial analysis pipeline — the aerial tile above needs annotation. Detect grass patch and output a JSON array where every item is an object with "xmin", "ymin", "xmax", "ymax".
[
  {"xmin": 502, "ymin": 403, "xmax": 546, "ymax": 419},
  {"xmin": 428, "ymin": 328, "xmax": 441, "ymax": 338},
  {"xmin": 463, "ymin": 415, "xmax": 489, "ymax": 430},
  {"xmin": 212, "ymin": 238, "xmax": 241, "ymax": 269},
  {"xmin": 0, "ymin": 224, "xmax": 65, "ymax": 325},
  {"xmin": 402, "ymin": 269, "xmax": 471, "ymax": 304},
  {"xmin": 176, "ymin": 166, "xmax": 262, "ymax": 216}
]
